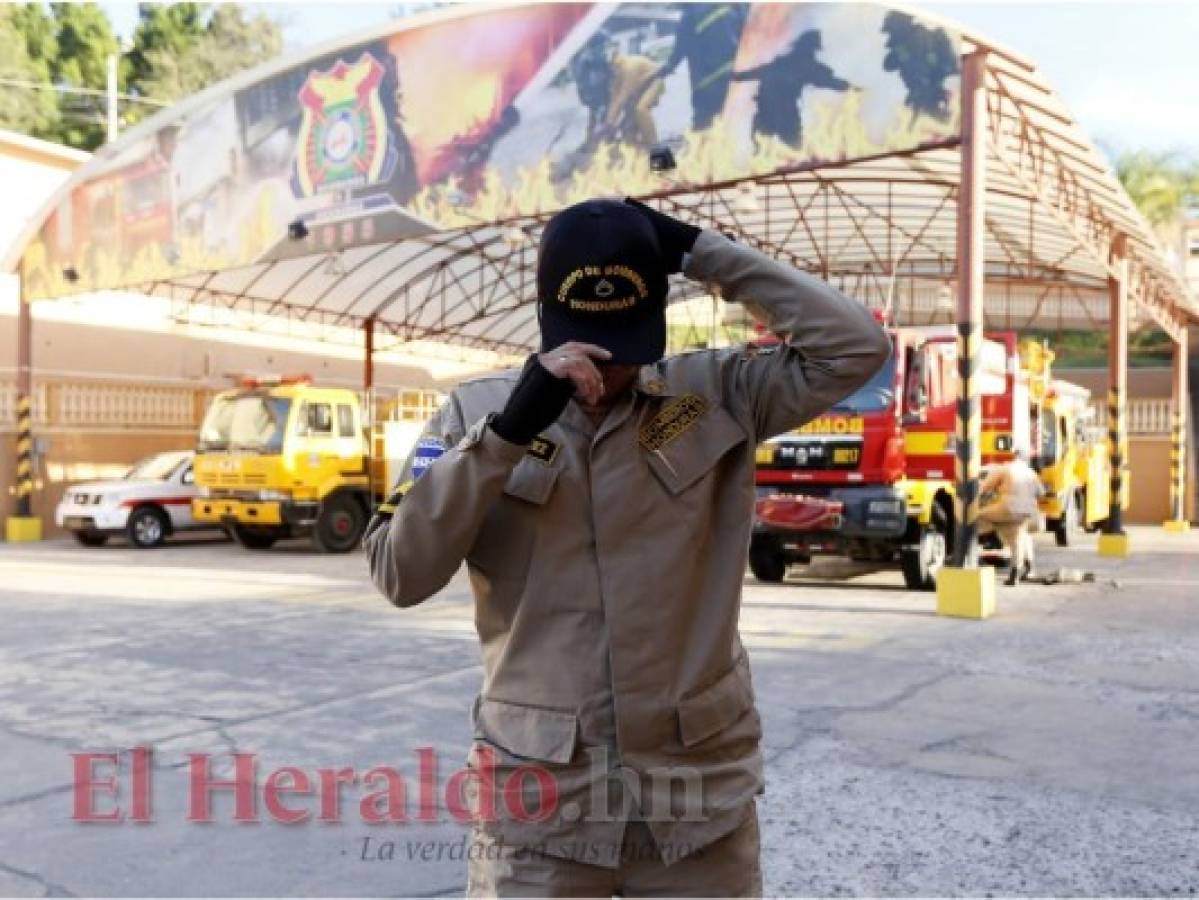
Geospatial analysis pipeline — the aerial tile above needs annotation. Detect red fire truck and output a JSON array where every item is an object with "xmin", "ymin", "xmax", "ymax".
[{"xmin": 751, "ymin": 327, "xmax": 1027, "ymax": 590}]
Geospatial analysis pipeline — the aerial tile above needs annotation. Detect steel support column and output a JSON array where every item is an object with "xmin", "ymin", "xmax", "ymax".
[
  {"xmin": 1104, "ymin": 237, "xmax": 1129, "ymax": 537},
  {"xmin": 936, "ymin": 49, "xmax": 995, "ymax": 618},
  {"xmin": 1167, "ymin": 328, "xmax": 1189, "ymax": 527},
  {"xmin": 951, "ymin": 49, "xmax": 988, "ymax": 569},
  {"xmin": 364, "ymin": 316, "xmax": 376, "ymax": 392},
  {"xmin": 7, "ymin": 273, "xmax": 41, "ymax": 541}
]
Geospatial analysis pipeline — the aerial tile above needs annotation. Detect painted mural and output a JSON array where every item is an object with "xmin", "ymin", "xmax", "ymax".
[{"xmin": 20, "ymin": 3, "xmax": 961, "ymax": 300}]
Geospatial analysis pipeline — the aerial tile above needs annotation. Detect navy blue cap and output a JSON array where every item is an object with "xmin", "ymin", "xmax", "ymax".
[{"xmin": 536, "ymin": 199, "xmax": 669, "ymax": 365}]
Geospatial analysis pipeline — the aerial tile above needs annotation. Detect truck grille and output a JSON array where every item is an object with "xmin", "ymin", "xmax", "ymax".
[{"xmin": 763, "ymin": 438, "xmax": 863, "ymax": 470}]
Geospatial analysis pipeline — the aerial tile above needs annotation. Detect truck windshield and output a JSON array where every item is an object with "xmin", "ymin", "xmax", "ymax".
[
  {"xmin": 198, "ymin": 395, "xmax": 291, "ymax": 453},
  {"xmin": 829, "ymin": 352, "xmax": 896, "ymax": 413}
]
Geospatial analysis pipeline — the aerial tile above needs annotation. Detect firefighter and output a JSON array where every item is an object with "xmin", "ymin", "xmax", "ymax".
[
  {"xmin": 978, "ymin": 447, "xmax": 1047, "ymax": 585},
  {"xmin": 571, "ymin": 33, "xmax": 664, "ymax": 149},
  {"xmin": 656, "ymin": 3, "xmax": 749, "ymax": 130},
  {"xmin": 365, "ymin": 198, "xmax": 889, "ymax": 895},
  {"xmin": 881, "ymin": 11, "xmax": 957, "ymax": 124},
  {"xmin": 731, "ymin": 29, "xmax": 854, "ymax": 149}
]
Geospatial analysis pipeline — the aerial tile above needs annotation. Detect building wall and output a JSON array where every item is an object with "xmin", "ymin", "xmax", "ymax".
[
  {"xmin": 1055, "ymin": 365, "xmax": 1194, "ymax": 524},
  {"xmin": 0, "ymin": 313, "xmax": 453, "ymax": 536},
  {"xmin": 1127, "ymin": 436, "xmax": 1195, "ymax": 524}
]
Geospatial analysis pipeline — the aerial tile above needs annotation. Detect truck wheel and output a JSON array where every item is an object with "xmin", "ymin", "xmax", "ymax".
[
  {"xmin": 126, "ymin": 506, "xmax": 169, "ymax": 549},
  {"xmin": 232, "ymin": 524, "xmax": 278, "ymax": 550},
  {"xmin": 312, "ymin": 494, "xmax": 366, "ymax": 554},
  {"xmin": 901, "ymin": 506, "xmax": 948, "ymax": 591},
  {"xmin": 748, "ymin": 535, "xmax": 787, "ymax": 583},
  {"xmin": 73, "ymin": 531, "xmax": 108, "ymax": 547}
]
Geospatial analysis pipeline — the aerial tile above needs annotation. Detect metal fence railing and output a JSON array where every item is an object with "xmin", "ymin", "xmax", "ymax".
[{"xmin": 1090, "ymin": 398, "xmax": 1175, "ymax": 435}]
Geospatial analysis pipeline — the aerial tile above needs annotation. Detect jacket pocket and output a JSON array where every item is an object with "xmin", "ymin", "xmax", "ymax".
[
  {"xmin": 677, "ymin": 653, "xmax": 756, "ymax": 748},
  {"xmin": 644, "ymin": 404, "xmax": 748, "ymax": 496},
  {"xmin": 468, "ymin": 457, "xmax": 561, "ymax": 578},
  {"xmin": 476, "ymin": 697, "xmax": 579, "ymax": 764}
]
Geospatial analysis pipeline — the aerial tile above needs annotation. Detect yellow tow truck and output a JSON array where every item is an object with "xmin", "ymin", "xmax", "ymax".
[
  {"xmin": 1021, "ymin": 340, "xmax": 1123, "ymax": 545},
  {"xmin": 192, "ymin": 375, "xmax": 438, "ymax": 552}
]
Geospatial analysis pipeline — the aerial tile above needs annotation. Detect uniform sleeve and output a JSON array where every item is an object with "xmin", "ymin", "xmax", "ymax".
[
  {"xmin": 682, "ymin": 229, "xmax": 891, "ymax": 441},
  {"xmin": 364, "ymin": 397, "xmax": 526, "ymax": 608}
]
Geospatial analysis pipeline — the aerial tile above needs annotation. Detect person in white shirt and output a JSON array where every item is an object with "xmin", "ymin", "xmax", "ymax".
[{"xmin": 978, "ymin": 448, "xmax": 1046, "ymax": 585}]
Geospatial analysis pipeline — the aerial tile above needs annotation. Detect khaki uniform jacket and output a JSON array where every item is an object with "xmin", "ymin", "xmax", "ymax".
[
  {"xmin": 365, "ymin": 230, "xmax": 889, "ymax": 867},
  {"xmin": 980, "ymin": 459, "xmax": 1046, "ymax": 522}
]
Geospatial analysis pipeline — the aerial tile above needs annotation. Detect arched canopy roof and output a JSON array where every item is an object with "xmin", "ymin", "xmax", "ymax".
[{"xmin": 8, "ymin": 1, "xmax": 1195, "ymax": 357}]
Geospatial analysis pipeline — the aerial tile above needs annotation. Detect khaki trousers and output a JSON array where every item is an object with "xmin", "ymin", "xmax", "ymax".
[
  {"xmin": 466, "ymin": 805, "xmax": 762, "ymax": 898},
  {"xmin": 979, "ymin": 501, "xmax": 1034, "ymax": 578}
]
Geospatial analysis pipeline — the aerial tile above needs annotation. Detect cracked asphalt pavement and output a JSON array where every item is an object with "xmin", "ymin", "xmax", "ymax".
[{"xmin": 1, "ymin": 526, "xmax": 1197, "ymax": 896}]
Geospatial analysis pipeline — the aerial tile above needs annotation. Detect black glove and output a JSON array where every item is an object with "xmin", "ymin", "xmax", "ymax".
[
  {"xmin": 490, "ymin": 354, "xmax": 575, "ymax": 445},
  {"xmin": 624, "ymin": 198, "xmax": 701, "ymax": 274}
]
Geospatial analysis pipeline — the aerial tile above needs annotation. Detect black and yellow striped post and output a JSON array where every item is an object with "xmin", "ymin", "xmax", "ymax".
[
  {"xmin": 952, "ymin": 323, "xmax": 983, "ymax": 568},
  {"xmin": 1099, "ymin": 237, "xmax": 1130, "ymax": 557},
  {"xmin": 936, "ymin": 48, "xmax": 996, "ymax": 619},
  {"xmin": 1164, "ymin": 329, "xmax": 1190, "ymax": 532},
  {"xmin": 6, "ymin": 273, "xmax": 42, "ymax": 542}
]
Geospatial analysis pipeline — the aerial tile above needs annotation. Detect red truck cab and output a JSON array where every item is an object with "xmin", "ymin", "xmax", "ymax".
[{"xmin": 751, "ymin": 327, "xmax": 1023, "ymax": 590}]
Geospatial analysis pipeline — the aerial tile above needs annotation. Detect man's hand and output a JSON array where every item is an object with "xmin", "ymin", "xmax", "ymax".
[
  {"xmin": 624, "ymin": 198, "xmax": 701, "ymax": 274},
  {"xmin": 490, "ymin": 343, "xmax": 611, "ymax": 445},
  {"xmin": 538, "ymin": 341, "xmax": 611, "ymax": 406}
]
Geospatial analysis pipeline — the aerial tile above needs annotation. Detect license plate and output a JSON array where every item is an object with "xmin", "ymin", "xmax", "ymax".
[
  {"xmin": 833, "ymin": 447, "xmax": 860, "ymax": 465},
  {"xmin": 63, "ymin": 516, "xmax": 92, "ymax": 529}
]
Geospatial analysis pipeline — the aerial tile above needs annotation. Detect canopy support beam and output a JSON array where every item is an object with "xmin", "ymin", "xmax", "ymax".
[
  {"xmin": 6, "ymin": 273, "xmax": 41, "ymax": 542},
  {"xmin": 937, "ymin": 49, "xmax": 997, "ymax": 620},
  {"xmin": 1167, "ymin": 329, "xmax": 1190, "ymax": 528},
  {"xmin": 1104, "ymin": 235, "xmax": 1130, "ymax": 542},
  {"xmin": 951, "ymin": 49, "xmax": 988, "ymax": 572},
  {"xmin": 364, "ymin": 316, "xmax": 375, "ymax": 392}
]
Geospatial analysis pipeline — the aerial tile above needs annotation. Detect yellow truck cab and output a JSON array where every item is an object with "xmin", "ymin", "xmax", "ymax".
[
  {"xmin": 192, "ymin": 376, "xmax": 378, "ymax": 552},
  {"xmin": 1020, "ymin": 340, "xmax": 1120, "ymax": 545}
]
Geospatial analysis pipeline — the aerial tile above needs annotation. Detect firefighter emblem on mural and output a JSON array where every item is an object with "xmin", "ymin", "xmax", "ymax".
[{"xmin": 293, "ymin": 52, "xmax": 397, "ymax": 197}]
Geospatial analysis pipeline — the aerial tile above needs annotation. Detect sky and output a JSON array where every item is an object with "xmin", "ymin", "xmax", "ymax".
[{"xmin": 96, "ymin": 0, "xmax": 1199, "ymax": 157}]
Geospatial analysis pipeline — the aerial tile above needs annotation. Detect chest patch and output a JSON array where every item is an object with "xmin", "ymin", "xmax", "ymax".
[
  {"xmin": 639, "ymin": 394, "xmax": 709, "ymax": 452},
  {"xmin": 526, "ymin": 435, "xmax": 560, "ymax": 466}
]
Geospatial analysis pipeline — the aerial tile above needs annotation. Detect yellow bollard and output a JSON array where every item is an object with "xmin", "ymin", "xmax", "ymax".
[
  {"xmin": 1097, "ymin": 532, "xmax": 1130, "ymax": 557},
  {"xmin": 936, "ymin": 566, "xmax": 996, "ymax": 619},
  {"xmin": 5, "ymin": 516, "xmax": 43, "ymax": 542}
]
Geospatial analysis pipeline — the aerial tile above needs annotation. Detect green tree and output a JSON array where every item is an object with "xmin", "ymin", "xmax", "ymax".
[
  {"xmin": 1113, "ymin": 149, "xmax": 1199, "ymax": 229},
  {"xmin": 49, "ymin": 1, "xmax": 121, "ymax": 148},
  {"xmin": 134, "ymin": 4, "xmax": 282, "ymax": 103},
  {"xmin": 0, "ymin": 4, "xmax": 60, "ymax": 140},
  {"xmin": 12, "ymin": 2, "xmax": 59, "ymax": 69},
  {"xmin": 123, "ymin": 3, "xmax": 206, "ymax": 108}
]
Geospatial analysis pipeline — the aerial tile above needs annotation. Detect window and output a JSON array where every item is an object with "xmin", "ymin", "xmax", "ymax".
[
  {"xmin": 1039, "ymin": 408, "xmax": 1058, "ymax": 466},
  {"xmin": 337, "ymin": 404, "xmax": 356, "ymax": 438},
  {"xmin": 299, "ymin": 402, "xmax": 333, "ymax": 435},
  {"xmin": 181, "ymin": 466, "xmax": 194, "ymax": 485},
  {"xmin": 830, "ymin": 351, "xmax": 896, "ymax": 413},
  {"xmin": 199, "ymin": 395, "xmax": 291, "ymax": 452}
]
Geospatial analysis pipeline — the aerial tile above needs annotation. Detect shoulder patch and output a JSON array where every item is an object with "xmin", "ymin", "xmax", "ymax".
[
  {"xmin": 526, "ymin": 435, "xmax": 560, "ymax": 466},
  {"xmin": 411, "ymin": 437, "xmax": 446, "ymax": 480},
  {"xmin": 639, "ymin": 394, "xmax": 709, "ymax": 452}
]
